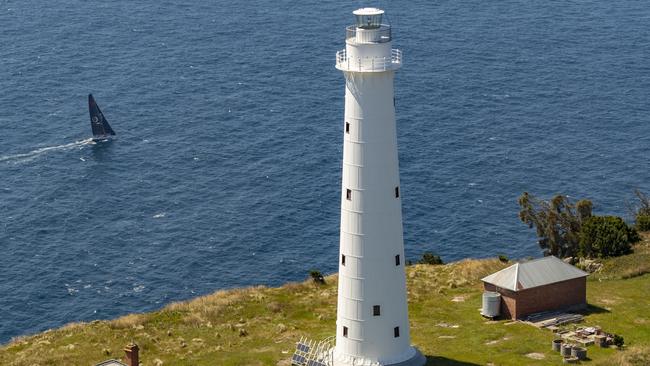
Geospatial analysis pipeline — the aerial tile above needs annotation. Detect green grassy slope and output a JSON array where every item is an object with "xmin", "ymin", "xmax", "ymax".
[{"xmin": 1, "ymin": 234, "xmax": 649, "ymax": 366}]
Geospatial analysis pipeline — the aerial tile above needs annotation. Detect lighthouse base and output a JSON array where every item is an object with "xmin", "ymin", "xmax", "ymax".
[{"xmin": 332, "ymin": 346, "xmax": 426, "ymax": 366}]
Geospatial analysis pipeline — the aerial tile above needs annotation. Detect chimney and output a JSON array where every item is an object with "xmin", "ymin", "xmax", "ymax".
[{"xmin": 124, "ymin": 343, "xmax": 139, "ymax": 366}]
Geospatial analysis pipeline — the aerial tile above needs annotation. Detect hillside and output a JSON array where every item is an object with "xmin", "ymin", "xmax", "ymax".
[{"xmin": 1, "ymin": 233, "xmax": 649, "ymax": 366}]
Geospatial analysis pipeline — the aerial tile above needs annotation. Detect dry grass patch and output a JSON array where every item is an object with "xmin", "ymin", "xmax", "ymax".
[{"xmin": 594, "ymin": 346, "xmax": 650, "ymax": 366}]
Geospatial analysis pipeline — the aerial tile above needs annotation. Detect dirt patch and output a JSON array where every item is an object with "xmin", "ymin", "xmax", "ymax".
[
  {"xmin": 485, "ymin": 336, "xmax": 510, "ymax": 345},
  {"xmin": 598, "ymin": 297, "xmax": 621, "ymax": 305},
  {"xmin": 526, "ymin": 353, "xmax": 545, "ymax": 360},
  {"xmin": 436, "ymin": 323, "xmax": 460, "ymax": 328},
  {"xmin": 451, "ymin": 295, "xmax": 466, "ymax": 302}
]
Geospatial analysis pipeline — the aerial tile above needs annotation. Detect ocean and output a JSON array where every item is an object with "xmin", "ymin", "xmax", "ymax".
[{"xmin": 1, "ymin": 0, "xmax": 648, "ymax": 343}]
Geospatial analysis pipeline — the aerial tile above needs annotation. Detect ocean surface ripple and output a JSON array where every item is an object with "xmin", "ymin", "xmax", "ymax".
[{"xmin": 1, "ymin": 0, "xmax": 648, "ymax": 342}]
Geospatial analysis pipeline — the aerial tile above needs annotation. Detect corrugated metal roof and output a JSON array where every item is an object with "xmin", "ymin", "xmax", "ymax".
[{"xmin": 481, "ymin": 256, "xmax": 588, "ymax": 291}]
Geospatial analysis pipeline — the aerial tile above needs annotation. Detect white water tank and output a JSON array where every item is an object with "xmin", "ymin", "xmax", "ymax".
[{"xmin": 481, "ymin": 291, "xmax": 501, "ymax": 318}]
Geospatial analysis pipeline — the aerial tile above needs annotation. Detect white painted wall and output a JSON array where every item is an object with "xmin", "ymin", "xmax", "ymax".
[{"xmin": 332, "ymin": 11, "xmax": 419, "ymax": 366}]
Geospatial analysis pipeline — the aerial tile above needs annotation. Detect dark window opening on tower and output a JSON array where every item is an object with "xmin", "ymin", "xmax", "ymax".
[
  {"xmin": 345, "ymin": 122, "xmax": 350, "ymax": 133},
  {"xmin": 342, "ymin": 254, "xmax": 346, "ymax": 265},
  {"xmin": 346, "ymin": 189, "xmax": 352, "ymax": 200},
  {"xmin": 394, "ymin": 326, "xmax": 400, "ymax": 338},
  {"xmin": 373, "ymin": 305, "xmax": 381, "ymax": 316},
  {"xmin": 395, "ymin": 186, "xmax": 400, "ymax": 198},
  {"xmin": 343, "ymin": 326, "xmax": 348, "ymax": 337},
  {"xmin": 395, "ymin": 255, "xmax": 400, "ymax": 266}
]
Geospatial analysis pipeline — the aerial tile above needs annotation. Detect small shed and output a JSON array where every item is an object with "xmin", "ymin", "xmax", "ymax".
[
  {"xmin": 481, "ymin": 256, "xmax": 588, "ymax": 319},
  {"xmin": 95, "ymin": 343, "xmax": 138, "ymax": 366}
]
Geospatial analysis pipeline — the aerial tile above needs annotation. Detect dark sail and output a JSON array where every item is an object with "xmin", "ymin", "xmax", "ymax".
[{"xmin": 88, "ymin": 94, "xmax": 115, "ymax": 140}]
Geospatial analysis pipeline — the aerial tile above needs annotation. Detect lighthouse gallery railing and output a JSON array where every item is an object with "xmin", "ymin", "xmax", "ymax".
[{"xmin": 335, "ymin": 49, "xmax": 402, "ymax": 72}]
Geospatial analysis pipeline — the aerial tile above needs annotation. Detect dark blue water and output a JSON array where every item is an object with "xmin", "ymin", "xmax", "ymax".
[{"xmin": 1, "ymin": 0, "xmax": 649, "ymax": 343}]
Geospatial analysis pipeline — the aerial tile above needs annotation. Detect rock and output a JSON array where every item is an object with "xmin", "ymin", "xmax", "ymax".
[
  {"xmin": 277, "ymin": 323, "xmax": 287, "ymax": 334},
  {"xmin": 102, "ymin": 348, "xmax": 111, "ymax": 355},
  {"xmin": 134, "ymin": 325, "xmax": 144, "ymax": 330},
  {"xmin": 167, "ymin": 330, "xmax": 173, "ymax": 337},
  {"xmin": 563, "ymin": 257, "xmax": 575, "ymax": 265},
  {"xmin": 192, "ymin": 338, "xmax": 204, "ymax": 344},
  {"xmin": 239, "ymin": 328, "xmax": 248, "ymax": 337},
  {"xmin": 153, "ymin": 358, "xmax": 164, "ymax": 366}
]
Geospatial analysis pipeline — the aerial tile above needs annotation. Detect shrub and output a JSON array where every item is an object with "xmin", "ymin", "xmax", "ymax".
[
  {"xmin": 419, "ymin": 252, "xmax": 444, "ymax": 265},
  {"xmin": 613, "ymin": 334, "xmax": 625, "ymax": 348},
  {"xmin": 579, "ymin": 216, "xmax": 637, "ymax": 258},
  {"xmin": 637, "ymin": 215, "xmax": 650, "ymax": 232},
  {"xmin": 309, "ymin": 270, "xmax": 325, "ymax": 285},
  {"xmin": 498, "ymin": 254, "xmax": 509, "ymax": 263}
]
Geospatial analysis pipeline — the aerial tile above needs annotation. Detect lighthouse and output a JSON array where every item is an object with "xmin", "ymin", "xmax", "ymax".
[{"xmin": 332, "ymin": 8, "xmax": 425, "ymax": 366}]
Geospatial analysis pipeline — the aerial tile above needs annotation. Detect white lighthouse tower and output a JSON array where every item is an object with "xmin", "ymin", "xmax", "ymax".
[{"xmin": 332, "ymin": 8, "xmax": 425, "ymax": 366}]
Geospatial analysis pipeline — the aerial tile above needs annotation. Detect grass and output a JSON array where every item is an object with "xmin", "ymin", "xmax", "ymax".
[
  {"xmin": 594, "ymin": 233, "xmax": 650, "ymax": 280},
  {"xmin": 1, "ymin": 234, "xmax": 649, "ymax": 365}
]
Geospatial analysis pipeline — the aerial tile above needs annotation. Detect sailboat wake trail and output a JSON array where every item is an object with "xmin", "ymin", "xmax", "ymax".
[{"xmin": 0, "ymin": 139, "xmax": 94, "ymax": 163}]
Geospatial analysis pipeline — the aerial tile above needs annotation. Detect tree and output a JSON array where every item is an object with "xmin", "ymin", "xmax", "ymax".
[
  {"xmin": 579, "ymin": 216, "xmax": 638, "ymax": 258},
  {"xmin": 633, "ymin": 189, "xmax": 650, "ymax": 216},
  {"xmin": 629, "ymin": 190, "xmax": 650, "ymax": 231},
  {"xmin": 518, "ymin": 192, "xmax": 592, "ymax": 258}
]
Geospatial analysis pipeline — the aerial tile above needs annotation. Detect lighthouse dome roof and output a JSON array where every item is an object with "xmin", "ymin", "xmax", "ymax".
[{"xmin": 353, "ymin": 7, "xmax": 384, "ymax": 16}]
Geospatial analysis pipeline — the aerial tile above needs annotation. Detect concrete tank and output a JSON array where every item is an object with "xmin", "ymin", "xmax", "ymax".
[{"xmin": 481, "ymin": 291, "xmax": 501, "ymax": 318}]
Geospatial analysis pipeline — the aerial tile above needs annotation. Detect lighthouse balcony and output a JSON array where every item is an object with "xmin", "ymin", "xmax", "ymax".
[
  {"xmin": 346, "ymin": 24, "xmax": 392, "ymax": 44},
  {"xmin": 336, "ymin": 49, "xmax": 402, "ymax": 72}
]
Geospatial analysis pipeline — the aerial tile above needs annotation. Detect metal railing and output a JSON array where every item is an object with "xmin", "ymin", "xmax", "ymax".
[
  {"xmin": 345, "ymin": 24, "xmax": 392, "ymax": 43},
  {"xmin": 335, "ymin": 49, "xmax": 402, "ymax": 72}
]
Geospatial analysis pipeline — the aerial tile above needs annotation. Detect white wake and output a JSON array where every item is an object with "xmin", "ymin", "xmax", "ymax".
[{"xmin": 0, "ymin": 138, "xmax": 94, "ymax": 163}]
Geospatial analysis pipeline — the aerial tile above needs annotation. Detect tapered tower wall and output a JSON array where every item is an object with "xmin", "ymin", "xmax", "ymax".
[{"xmin": 332, "ymin": 7, "xmax": 425, "ymax": 366}]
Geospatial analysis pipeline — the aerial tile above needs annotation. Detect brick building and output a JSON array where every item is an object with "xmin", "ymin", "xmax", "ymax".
[{"xmin": 481, "ymin": 256, "xmax": 588, "ymax": 320}]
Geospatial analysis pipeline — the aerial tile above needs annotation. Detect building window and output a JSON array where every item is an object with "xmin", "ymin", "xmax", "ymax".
[
  {"xmin": 394, "ymin": 326, "xmax": 400, "ymax": 338},
  {"xmin": 395, "ymin": 186, "xmax": 400, "ymax": 198},
  {"xmin": 395, "ymin": 255, "xmax": 400, "ymax": 266},
  {"xmin": 345, "ymin": 122, "xmax": 350, "ymax": 134},
  {"xmin": 341, "ymin": 254, "xmax": 346, "ymax": 266},
  {"xmin": 373, "ymin": 305, "xmax": 381, "ymax": 316},
  {"xmin": 343, "ymin": 326, "xmax": 348, "ymax": 337},
  {"xmin": 346, "ymin": 189, "xmax": 352, "ymax": 200}
]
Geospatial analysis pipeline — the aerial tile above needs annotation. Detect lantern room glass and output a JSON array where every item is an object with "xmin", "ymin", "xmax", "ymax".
[{"xmin": 355, "ymin": 13, "xmax": 383, "ymax": 29}]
